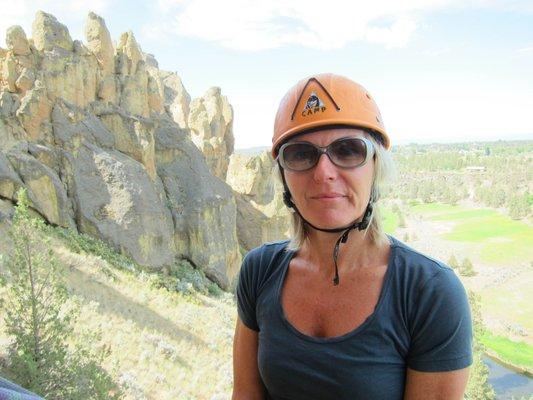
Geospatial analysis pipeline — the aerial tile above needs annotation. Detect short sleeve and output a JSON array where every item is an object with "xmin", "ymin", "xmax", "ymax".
[
  {"xmin": 407, "ymin": 268, "xmax": 473, "ymax": 372},
  {"xmin": 236, "ymin": 252, "xmax": 260, "ymax": 331}
]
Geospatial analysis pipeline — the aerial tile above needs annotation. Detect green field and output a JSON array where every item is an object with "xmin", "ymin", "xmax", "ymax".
[
  {"xmin": 409, "ymin": 203, "xmax": 532, "ymax": 264},
  {"xmin": 380, "ymin": 206, "xmax": 399, "ymax": 234},
  {"xmin": 481, "ymin": 333, "xmax": 533, "ymax": 372},
  {"xmin": 480, "ymin": 271, "xmax": 533, "ymax": 334}
]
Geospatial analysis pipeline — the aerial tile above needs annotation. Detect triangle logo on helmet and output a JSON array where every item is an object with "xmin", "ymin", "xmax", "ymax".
[
  {"xmin": 304, "ymin": 92, "xmax": 324, "ymax": 110},
  {"xmin": 290, "ymin": 77, "xmax": 341, "ymax": 120}
]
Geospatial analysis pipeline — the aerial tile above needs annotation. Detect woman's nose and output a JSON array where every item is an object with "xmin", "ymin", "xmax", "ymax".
[{"xmin": 312, "ymin": 153, "xmax": 338, "ymax": 182}]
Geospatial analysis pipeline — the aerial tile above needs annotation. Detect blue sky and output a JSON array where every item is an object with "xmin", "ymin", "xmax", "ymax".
[{"xmin": 1, "ymin": 0, "xmax": 532, "ymax": 149}]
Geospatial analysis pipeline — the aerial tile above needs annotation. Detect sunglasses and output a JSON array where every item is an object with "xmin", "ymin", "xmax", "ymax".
[{"xmin": 278, "ymin": 137, "xmax": 374, "ymax": 172}]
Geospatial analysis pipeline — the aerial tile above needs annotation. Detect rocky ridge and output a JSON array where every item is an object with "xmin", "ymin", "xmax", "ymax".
[{"xmin": 0, "ymin": 11, "xmax": 246, "ymax": 287}]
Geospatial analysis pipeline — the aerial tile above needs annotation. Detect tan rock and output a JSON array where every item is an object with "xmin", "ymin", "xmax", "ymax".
[
  {"xmin": 98, "ymin": 74, "xmax": 117, "ymax": 103},
  {"xmin": 161, "ymin": 71, "xmax": 191, "ymax": 129},
  {"xmin": 0, "ymin": 151, "xmax": 23, "ymax": 199},
  {"xmin": 0, "ymin": 90, "xmax": 20, "ymax": 117},
  {"xmin": 227, "ymin": 151, "xmax": 290, "ymax": 250},
  {"xmin": 51, "ymin": 99, "xmax": 115, "ymax": 153},
  {"xmin": 32, "ymin": 11, "xmax": 73, "ymax": 52},
  {"xmin": 0, "ymin": 112, "xmax": 26, "ymax": 150},
  {"xmin": 40, "ymin": 46, "xmax": 98, "ymax": 109},
  {"xmin": 15, "ymin": 68, "xmax": 35, "ymax": 93},
  {"xmin": 7, "ymin": 150, "xmax": 75, "ymax": 229},
  {"xmin": 6, "ymin": 26, "xmax": 31, "ymax": 56},
  {"xmin": 85, "ymin": 12, "xmax": 114, "ymax": 75},
  {"xmin": 118, "ymin": 71, "xmax": 149, "ymax": 117},
  {"xmin": 3, "ymin": 55, "xmax": 18, "ymax": 92},
  {"xmin": 99, "ymin": 111, "xmax": 156, "ymax": 179},
  {"xmin": 116, "ymin": 31, "xmax": 142, "ymax": 75},
  {"xmin": 62, "ymin": 141, "xmax": 176, "ymax": 268},
  {"xmin": 15, "ymin": 82, "xmax": 52, "ymax": 140},
  {"xmin": 147, "ymin": 75, "xmax": 164, "ymax": 114},
  {"xmin": 188, "ymin": 87, "xmax": 234, "ymax": 180},
  {"xmin": 154, "ymin": 120, "xmax": 241, "ymax": 288}
]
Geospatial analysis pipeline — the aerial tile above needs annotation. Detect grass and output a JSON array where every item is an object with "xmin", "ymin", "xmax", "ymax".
[
  {"xmin": 408, "ymin": 203, "xmax": 533, "ymax": 264},
  {"xmin": 481, "ymin": 332, "xmax": 533, "ymax": 371},
  {"xmin": 380, "ymin": 206, "xmax": 399, "ymax": 234},
  {"xmin": 0, "ymin": 222, "xmax": 235, "ymax": 399},
  {"xmin": 480, "ymin": 272, "xmax": 533, "ymax": 335}
]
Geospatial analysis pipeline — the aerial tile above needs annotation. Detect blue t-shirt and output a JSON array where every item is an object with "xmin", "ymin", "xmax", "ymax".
[{"xmin": 236, "ymin": 235, "xmax": 473, "ymax": 400}]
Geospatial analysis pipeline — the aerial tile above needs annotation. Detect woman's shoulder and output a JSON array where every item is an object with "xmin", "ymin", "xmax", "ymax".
[
  {"xmin": 239, "ymin": 240, "xmax": 293, "ymax": 288},
  {"xmin": 244, "ymin": 240, "xmax": 292, "ymax": 263},
  {"xmin": 387, "ymin": 235, "xmax": 462, "ymax": 294}
]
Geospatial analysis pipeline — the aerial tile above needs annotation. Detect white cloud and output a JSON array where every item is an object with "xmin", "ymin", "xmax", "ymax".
[
  {"xmin": 145, "ymin": 0, "xmax": 475, "ymax": 50},
  {"xmin": 517, "ymin": 45, "xmax": 533, "ymax": 53}
]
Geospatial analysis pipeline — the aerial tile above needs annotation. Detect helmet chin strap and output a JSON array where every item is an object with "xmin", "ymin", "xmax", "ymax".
[{"xmin": 280, "ymin": 168, "xmax": 374, "ymax": 286}]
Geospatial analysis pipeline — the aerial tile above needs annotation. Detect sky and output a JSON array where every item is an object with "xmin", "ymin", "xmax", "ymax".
[{"xmin": 1, "ymin": 0, "xmax": 532, "ymax": 149}]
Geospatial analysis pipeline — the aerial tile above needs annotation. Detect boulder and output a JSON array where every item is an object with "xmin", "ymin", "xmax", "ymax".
[
  {"xmin": 32, "ymin": 11, "xmax": 73, "ymax": 52},
  {"xmin": 61, "ymin": 141, "xmax": 175, "ymax": 268},
  {"xmin": 6, "ymin": 25, "xmax": 31, "ymax": 56},
  {"xmin": 188, "ymin": 87, "xmax": 234, "ymax": 180}
]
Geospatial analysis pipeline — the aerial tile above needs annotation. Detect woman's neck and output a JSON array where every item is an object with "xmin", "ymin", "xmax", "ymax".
[{"xmin": 300, "ymin": 228, "xmax": 383, "ymax": 278}]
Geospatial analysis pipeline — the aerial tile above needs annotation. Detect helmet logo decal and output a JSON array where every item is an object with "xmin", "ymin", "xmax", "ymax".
[
  {"xmin": 290, "ymin": 77, "xmax": 341, "ymax": 120},
  {"xmin": 304, "ymin": 92, "xmax": 324, "ymax": 110}
]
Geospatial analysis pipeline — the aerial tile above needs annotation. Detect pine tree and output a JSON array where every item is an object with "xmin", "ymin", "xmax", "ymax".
[
  {"xmin": 2, "ymin": 189, "xmax": 119, "ymax": 399},
  {"xmin": 448, "ymin": 254, "xmax": 459, "ymax": 270},
  {"xmin": 460, "ymin": 258, "xmax": 476, "ymax": 277},
  {"xmin": 464, "ymin": 291, "xmax": 495, "ymax": 399}
]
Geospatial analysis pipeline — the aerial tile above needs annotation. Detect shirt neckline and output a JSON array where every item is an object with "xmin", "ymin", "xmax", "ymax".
[{"xmin": 276, "ymin": 234, "xmax": 398, "ymax": 344}]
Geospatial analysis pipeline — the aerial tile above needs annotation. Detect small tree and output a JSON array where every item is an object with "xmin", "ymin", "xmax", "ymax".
[
  {"xmin": 508, "ymin": 194, "xmax": 530, "ymax": 220},
  {"xmin": 448, "ymin": 254, "xmax": 460, "ymax": 270},
  {"xmin": 460, "ymin": 258, "xmax": 476, "ymax": 277},
  {"xmin": 398, "ymin": 211, "xmax": 405, "ymax": 228},
  {"xmin": 464, "ymin": 291, "xmax": 495, "ymax": 400},
  {"xmin": 2, "ymin": 189, "xmax": 119, "ymax": 399}
]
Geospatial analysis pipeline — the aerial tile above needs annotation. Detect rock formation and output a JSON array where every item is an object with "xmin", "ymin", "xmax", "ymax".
[
  {"xmin": 188, "ymin": 87, "xmax": 234, "ymax": 180},
  {"xmin": 0, "ymin": 11, "xmax": 240, "ymax": 288},
  {"xmin": 226, "ymin": 151, "xmax": 290, "ymax": 251}
]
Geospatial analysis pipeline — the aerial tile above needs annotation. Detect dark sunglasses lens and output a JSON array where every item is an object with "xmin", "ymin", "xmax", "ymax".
[
  {"xmin": 282, "ymin": 143, "xmax": 318, "ymax": 171},
  {"xmin": 329, "ymin": 139, "xmax": 367, "ymax": 167}
]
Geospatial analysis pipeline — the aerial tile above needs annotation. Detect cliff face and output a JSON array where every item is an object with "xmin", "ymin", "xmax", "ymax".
[
  {"xmin": 0, "ymin": 11, "xmax": 240, "ymax": 288},
  {"xmin": 226, "ymin": 151, "xmax": 290, "ymax": 251}
]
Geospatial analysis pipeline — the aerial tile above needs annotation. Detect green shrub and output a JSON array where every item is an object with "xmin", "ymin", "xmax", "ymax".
[{"xmin": 1, "ymin": 189, "xmax": 120, "ymax": 399}]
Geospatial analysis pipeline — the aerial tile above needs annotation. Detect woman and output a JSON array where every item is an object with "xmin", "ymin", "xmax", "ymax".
[{"xmin": 233, "ymin": 73, "xmax": 472, "ymax": 399}]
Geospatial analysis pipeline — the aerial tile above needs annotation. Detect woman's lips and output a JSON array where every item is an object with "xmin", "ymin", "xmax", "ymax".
[{"xmin": 310, "ymin": 193, "xmax": 346, "ymax": 200}]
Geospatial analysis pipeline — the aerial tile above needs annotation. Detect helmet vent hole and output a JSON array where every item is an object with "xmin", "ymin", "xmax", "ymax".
[
  {"xmin": 366, "ymin": 93, "xmax": 371, "ymax": 100},
  {"xmin": 376, "ymin": 116, "xmax": 380, "ymax": 123}
]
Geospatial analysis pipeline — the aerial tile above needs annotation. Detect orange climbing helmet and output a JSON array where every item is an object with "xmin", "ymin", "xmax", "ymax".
[{"xmin": 272, "ymin": 73, "xmax": 390, "ymax": 157}]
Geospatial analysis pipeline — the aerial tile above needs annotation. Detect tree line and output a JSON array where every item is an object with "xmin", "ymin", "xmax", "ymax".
[{"xmin": 385, "ymin": 140, "xmax": 532, "ymax": 219}]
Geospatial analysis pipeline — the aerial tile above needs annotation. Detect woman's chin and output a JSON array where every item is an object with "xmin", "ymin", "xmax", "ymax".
[{"xmin": 305, "ymin": 213, "xmax": 360, "ymax": 231}]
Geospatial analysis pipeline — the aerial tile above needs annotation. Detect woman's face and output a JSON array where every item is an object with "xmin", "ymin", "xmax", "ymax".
[{"xmin": 283, "ymin": 127, "xmax": 375, "ymax": 230}]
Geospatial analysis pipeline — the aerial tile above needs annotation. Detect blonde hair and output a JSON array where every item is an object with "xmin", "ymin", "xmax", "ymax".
[{"xmin": 277, "ymin": 130, "xmax": 395, "ymax": 251}]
